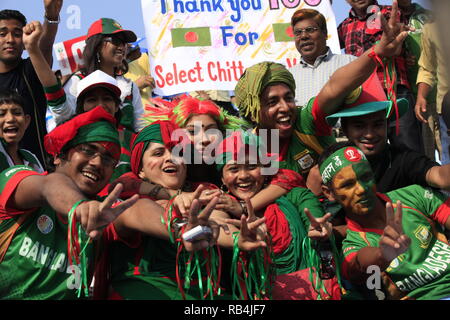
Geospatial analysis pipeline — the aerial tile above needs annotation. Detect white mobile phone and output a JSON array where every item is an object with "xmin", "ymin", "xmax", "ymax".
[{"xmin": 182, "ymin": 225, "xmax": 212, "ymax": 242}]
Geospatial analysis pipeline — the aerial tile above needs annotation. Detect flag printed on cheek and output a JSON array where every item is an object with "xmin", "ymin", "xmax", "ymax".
[{"xmin": 171, "ymin": 27, "xmax": 212, "ymax": 47}]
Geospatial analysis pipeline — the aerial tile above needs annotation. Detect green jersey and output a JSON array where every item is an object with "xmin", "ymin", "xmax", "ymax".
[
  {"xmin": 342, "ymin": 184, "xmax": 450, "ymax": 300},
  {"xmin": 0, "ymin": 166, "xmax": 95, "ymax": 299},
  {"xmin": 280, "ymin": 97, "xmax": 336, "ymax": 177}
]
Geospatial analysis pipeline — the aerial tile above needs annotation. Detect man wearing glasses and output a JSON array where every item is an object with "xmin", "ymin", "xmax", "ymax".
[{"xmin": 289, "ymin": 8, "xmax": 356, "ymax": 108}]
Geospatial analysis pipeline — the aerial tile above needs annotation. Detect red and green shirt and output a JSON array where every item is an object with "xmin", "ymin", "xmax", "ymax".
[{"xmin": 342, "ymin": 185, "xmax": 450, "ymax": 300}]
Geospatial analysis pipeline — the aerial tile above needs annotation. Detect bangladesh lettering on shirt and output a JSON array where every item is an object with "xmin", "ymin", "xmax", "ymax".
[
  {"xmin": 395, "ymin": 241, "xmax": 450, "ymax": 292},
  {"xmin": 18, "ymin": 236, "xmax": 83, "ymax": 290}
]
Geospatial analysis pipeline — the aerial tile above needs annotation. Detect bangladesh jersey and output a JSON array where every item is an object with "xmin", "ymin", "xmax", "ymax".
[
  {"xmin": 0, "ymin": 139, "xmax": 44, "ymax": 173},
  {"xmin": 280, "ymin": 97, "xmax": 336, "ymax": 177},
  {"xmin": 0, "ymin": 166, "xmax": 95, "ymax": 300},
  {"xmin": 342, "ymin": 184, "xmax": 450, "ymax": 300}
]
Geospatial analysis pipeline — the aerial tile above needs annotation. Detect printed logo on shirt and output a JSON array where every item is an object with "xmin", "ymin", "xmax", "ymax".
[
  {"xmin": 386, "ymin": 254, "xmax": 405, "ymax": 272},
  {"xmin": 297, "ymin": 154, "xmax": 314, "ymax": 170},
  {"xmin": 424, "ymin": 189, "xmax": 434, "ymax": 200},
  {"xmin": 414, "ymin": 225, "xmax": 432, "ymax": 249},
  {"xmin": 37, "ymin": 215, "xmax": 54, "ymax": 234}
]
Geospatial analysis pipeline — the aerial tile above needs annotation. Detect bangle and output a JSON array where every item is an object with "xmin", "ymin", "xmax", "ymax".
[
  {"xmin": 44, "ymin": 14, "xmax": 60, "ymax": 24},
  {"xmin": 149, "ymin": 184, "xmax": 163, "ymax": 199},
  {"xmin": 239, "ymin": 200, "xmax": 248, "ymax": 216}
]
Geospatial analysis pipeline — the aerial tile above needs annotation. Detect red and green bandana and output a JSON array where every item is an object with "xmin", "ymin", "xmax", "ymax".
[
  {"xmin": 214, "ymin": 130, "xmax": 262, "ymax": 172},
  {"xmin": 44, "ymin": 106, "xmax": 120, "ymax": 159},
  {"xmin": 130, "ymin": 120, "xmax": 182, "ymax": 175},
  {"xmin": 319, "ymin": 146, "xmax": 368, "ymax": 185}
]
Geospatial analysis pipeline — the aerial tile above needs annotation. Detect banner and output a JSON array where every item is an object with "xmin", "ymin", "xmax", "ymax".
[
  {"xmin": 53, "ymin": 35, "xmax": 86, "ymax": 76},
  {"xmin": 141, "ymin": 0, "xmax": 340, "ymax": 96}
]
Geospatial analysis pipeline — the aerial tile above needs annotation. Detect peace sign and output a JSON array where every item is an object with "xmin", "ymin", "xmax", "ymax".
[
  {"xmin": 379, "ymin": 201, "xmax": 411, "ymax": 262},
  {"xmin": 304, "ymin": 209, "xmax": 333, "ymax": 241},
  {"xmin": 76, "ymin": 183, "xmax": 139, "ymax": 240},
  {"xmin": 374, "ymin": 0, "xmax": 412, "ymax": 58},
  {"xmin": 226, "ymin": 198, "xmax": 268, "ymax": 251}
]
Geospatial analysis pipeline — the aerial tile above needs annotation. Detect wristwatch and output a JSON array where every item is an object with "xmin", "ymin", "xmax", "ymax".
[{"xmin": 44, "ymin": 14, "xmax": 60, "ymax": 24}]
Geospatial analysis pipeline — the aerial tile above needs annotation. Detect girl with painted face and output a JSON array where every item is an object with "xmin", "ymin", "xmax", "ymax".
[{"xmin": 216, "ymin": 130, "xmax": 342, "ymax": 299}]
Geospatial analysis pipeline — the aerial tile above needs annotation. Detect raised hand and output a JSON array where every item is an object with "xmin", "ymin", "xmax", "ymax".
[
  {"xmin": 173, "ymin": 184, "xmax": 221, "ymax": 217},
  {"xmin": 225, "ymin": 198, "xmax": 268, "ymax": 251},
  {"xmin": 374, "ymin": 0, "xmax": 412, "ymax": 58},
  {"xmin": 44, "ymin": 0, "xmax": 63, "ymax": 20},
  {"xmin": 76, "ymin": 183, "xmax": 139, "ymax": 240},
  {"xmin": 379, "ymin": 201, "xmax": 411, "ymax": 262},
  {"xmin": 304, "ymin": 209, "xmax": 333, "ymax": 241},
  {"xmin": 182, "ymin": 195, "xmax": 221, "ymax": 251},
  {"xmin": 22, "ymin": 21, "xmax": 43, "ymax": 51}
]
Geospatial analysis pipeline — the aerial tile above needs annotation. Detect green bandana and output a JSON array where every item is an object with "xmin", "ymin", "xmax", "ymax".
[
  {"xmin": 234, "ymin": 62, "xmax": 296, "ymax": 123},
  {"xmin": 65, "ymin": 121, "xmax": 120, "ymax": 151},
  {"xmin": 319, "ymin": 146, "xmax": 368, "ymax": 184}
]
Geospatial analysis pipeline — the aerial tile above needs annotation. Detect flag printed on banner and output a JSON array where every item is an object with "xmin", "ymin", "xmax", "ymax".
[
  {"xmin": 272, "ymin": 23, "xmax": 294, "ymax": 42},
  {"xmin": 171, "ymin": 27, "xmax": 212, "ymax": 48}
]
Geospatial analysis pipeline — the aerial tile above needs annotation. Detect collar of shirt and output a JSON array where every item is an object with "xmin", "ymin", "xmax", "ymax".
[
  {"xmin": 300, "ymin": 47, "xmax": 332, "ymax": 69},
  {"xmin": 349, "ymin": 0, "xmax": 380, "ymax": 21}
]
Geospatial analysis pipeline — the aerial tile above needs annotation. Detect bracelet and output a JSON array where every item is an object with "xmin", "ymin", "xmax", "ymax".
[
  {"xmin": 44, "ymin": 14, "xmax": 60, "ymax": 24},
  {"xmin": 148, "ymin": 184, "xmax": 163, "ymax": 199},
  {"xmin": 239, "ymin": 200, "xmax": 248, "ymax": 216}
]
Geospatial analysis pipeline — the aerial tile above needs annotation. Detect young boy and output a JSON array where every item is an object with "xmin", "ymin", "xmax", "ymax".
[{"xmin": 0, "ymin": 89, "xmax": 44, "ymax": 172}]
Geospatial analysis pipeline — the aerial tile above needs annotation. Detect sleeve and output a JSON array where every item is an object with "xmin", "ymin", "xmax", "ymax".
[
  {"xmin": 44, "ymin": 80, "xmax": 76, "ymax": 129},
  {"xmin": 298, "ymin": 97, "xmax": 332, "ymax": 136},
  {"xmin": 417, "ymin": 24, "xmax": 437, "ymax": 87},
  {"xmin": 337, "ymin": 22, "xmax": 345, "ymax": 49},
  {"xmin": 400, "ymin": 150, "xmax": 439, "ymax": 187},
  {"xmin": 0, "ymin": 165, "xmax": 42, "ymax": 217},
  {"xmin": 131, "ymin": 81, "xmax": 145, "ymax": 131},
  {"xmin": 269, "ymin": 168, "xmax": 306, "ymax": 190},
  {"xmin": 341, "ymin": 233, "xmax": 370, "ymax": 281}
]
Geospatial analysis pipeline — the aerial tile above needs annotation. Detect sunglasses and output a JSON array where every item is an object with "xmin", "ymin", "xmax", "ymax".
[
  {"xmin": 293, "ymin": 27, "xmax": 320, "ymax": 38},
  {"xmin": 103, "ymin": 36, "xmax": 127, "ymax": 47}
]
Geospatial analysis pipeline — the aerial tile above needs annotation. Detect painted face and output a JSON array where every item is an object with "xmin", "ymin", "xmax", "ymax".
[
  {"xmin": 345, "ymin": 0, "xmax": 374, "ymax": 12},
  {"xmin": 259, "ymin": 83, "xmax": 297, "ymax": 139},
  {"xmin": 0, "ymin": 103, "xmax": 30, "ymax": 145},
  {"xmin": 99, "ymin": 35, "xmax": 127, "ymax": 69},
  {"xmin": 342, "ymin": 110, "xmax": 387, "ymax": 159},
  {"xmin": 331, "ymin": 163, "xmax": 377, "ymax": 216},
  {"xmin": 82, "ymin": 87, "xmax": 119, "ymax": 115},
  {"xmin": 56, "ymin": 142, "xmax": 118, "ymax": 196},
  {"xmin": 0, "ymin": 19, "xmax": 24, "ymax": 65},
  {"xmin": 293, "ymin": 18, "xmax": 327, "ymax": 63},
  {"xmin": 139, "ymin": 141, "xmax": 187, "ymax": 190},
  {"xmin": 184, "ymin": 114, "xmax": 221, "ymax": 161},
  {"xmin": 221, "ymin": 156, "xmax": 265, "ymax": 200}
]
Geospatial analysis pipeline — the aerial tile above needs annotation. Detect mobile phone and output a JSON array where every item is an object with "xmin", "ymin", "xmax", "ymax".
[{"xmin": 182, "ymin": 225, "xmax": 212, "ymax": 242}]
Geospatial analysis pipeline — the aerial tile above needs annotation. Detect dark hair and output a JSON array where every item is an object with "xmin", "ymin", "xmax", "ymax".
[
  {"xmin": 0, "ymin": 88, "xmax": 25, "ymax": 111},
  {"xmin": 291, "ymin": 8, "xmax": 328, "ymax": 35},
  {"xmin": 81, "ymin": 34, "xmax": 129, "ymax": 76},
  {"xmin": 0, "ymin": 9, "xmax": 27, "ymax": 27}
]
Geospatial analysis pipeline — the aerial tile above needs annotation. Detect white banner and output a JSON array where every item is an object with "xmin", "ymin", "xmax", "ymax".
[{"xmin": 141, "ymin": 0, "xmax": 340, "ymax": 96}]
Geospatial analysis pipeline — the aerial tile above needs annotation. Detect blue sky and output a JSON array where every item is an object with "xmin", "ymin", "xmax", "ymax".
[{"xmin": 2, "ymin": 0, "xmax": 430, "ymax": 67}]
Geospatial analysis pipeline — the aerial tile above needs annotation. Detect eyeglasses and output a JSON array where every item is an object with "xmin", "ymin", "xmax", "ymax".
[
  {"xmin": 293, "ymin": 27, "xmax": 320, "ymax": 38},
  {"xmin": 74, "ymin": 144, "xmax": 118, "ymax": 167},
  {"xmin": 103, "ymin": 36, "xmax": 126, "ymax": 47}
]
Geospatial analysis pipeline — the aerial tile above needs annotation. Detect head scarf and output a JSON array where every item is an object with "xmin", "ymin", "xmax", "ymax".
[
  {"xmin": 215, "ymin": 130, "xmax": 262, "ymax": 173},
  {"xmin": 319, "ymin": 146, "xmax": 369, "ymax": 185},
  {"xmin": 44, "ymin": 106, "xmax": 120, "ymax": 158},
  {"xmin": 234, "ymin": 61, "xmax": 296, "ymax": 124},
  {"xmin": 130, "ymin": 120, "xmax": 182, "ymax": 175}
]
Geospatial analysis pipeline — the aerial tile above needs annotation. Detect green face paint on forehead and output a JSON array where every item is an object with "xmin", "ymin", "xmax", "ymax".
[{"xmin": 351, "ymin": 162, "xmax": 377, "ymax": 211}]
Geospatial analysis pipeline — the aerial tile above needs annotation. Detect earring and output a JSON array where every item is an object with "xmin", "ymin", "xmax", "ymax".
[
  {"xmin": 220, "ymin": 184, "xmax": 229, "ymax": 193},
  {"xmin": 96, "ymin": 53, "xmax": 101, "ymax": 64}
]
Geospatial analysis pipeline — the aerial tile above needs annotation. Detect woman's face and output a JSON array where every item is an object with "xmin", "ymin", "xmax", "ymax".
[
  {"xmin": 138, "ymin": 141, "xmax": 186, "ymax": 190},
  {"xmin": 221, "ymin": 157, "xmax": 265, "ymax": 200},
  {"xmin": 99, "ymin": 35, "xmax": 128, "ymax": 69},
  {"xmin": 82, "ymin": 87, "xmax": 119, "ymax": 115},
  {"xmin": 184, "ymin": 114, "xmax": 221, "ymax": 162}
]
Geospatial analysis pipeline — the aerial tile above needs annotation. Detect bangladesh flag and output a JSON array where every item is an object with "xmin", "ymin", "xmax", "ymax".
[
  {"xmin": 272, "ymin": 23, "xmax": 294, "ymax": 42},
  {"xmin": 171, "ymin": 27, "xmax": 212, "ymax": 48}
]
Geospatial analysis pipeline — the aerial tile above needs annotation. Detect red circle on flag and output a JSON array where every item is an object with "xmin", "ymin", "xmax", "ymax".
[
  {"xmin": 185, "ymin": 31, "xmax": 198, "ymax": 43},
  {"xmin": 286, "ymin": 26, "xmax": 294, "ymax": 38},
  {"xmin": 344, "ymin": 147, "xmax": 362, "ymax": 162}
]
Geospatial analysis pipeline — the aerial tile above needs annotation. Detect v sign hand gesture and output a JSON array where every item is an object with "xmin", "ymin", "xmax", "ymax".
[
  {"xmin": 305, "ymin": 209, "xmax": 333, "ymax": 241},
  {"xmin": 379, "ymin": 201, "xmax": 411, "ymax": 262}
]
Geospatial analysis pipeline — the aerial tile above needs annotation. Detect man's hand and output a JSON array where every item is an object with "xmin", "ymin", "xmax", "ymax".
[
  {"xmin": 173, "ymin": 184, "xmax": 221, "ymax": 217},
  {"xmin": 23, "ymin": 21, "xmax": 43, "ymax": 51},
  {"xmin": 44, "ymin": 0, "xmax": 63, "ymax": 21},
  {"xmin": 304, "ymin": 209, "xmax": 333, "ymax": 241},
  {"xmin": 76, "ymin": 183, "xmax": 139, "ymax": 240},
  {"xmin": 379, "ymin": 201, "xmax": 411, "ymax": 262},
  {"xmin": 374, "ymin": 0, "xmax": 411, "ymax": 58},
  {"xmin": 415, "ymin": 95, "xmax": 428, "ymax": 123}
]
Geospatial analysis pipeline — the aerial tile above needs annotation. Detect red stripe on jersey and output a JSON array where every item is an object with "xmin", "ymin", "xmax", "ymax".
[
  {"xmin": 311, "ymin": 98, "xmax": 332, "ymax": 136},
  {"xmin": 431, "ymin": 198, "xmax": 450, "ymax": 226},
  {"xmin": 45, "ymin": 87, "xmax": 65, "ymax": 101}
]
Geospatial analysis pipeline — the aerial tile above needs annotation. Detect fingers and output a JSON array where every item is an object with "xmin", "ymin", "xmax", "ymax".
[
  {"xmin": 244, "ymin": 197, "xmax": 255, "ymax": 220},
  {"xmin": 100, "ymin": 183, "xmax": 123, "ymax": 211},
  {"xmin": 385, "ymin": 201, "xmax": 395, "ymax": 226},
  {"xmin": 394, "ymin": 200, "xmax": 404, "ymax": 234},
  {"xmin": 415, "ymin": 102, "xmax": 428, "ymax": 123},
  {"xmin": 197, "ymin": 196, "xmax": 219, "ymax": 222},
  {"xmin": 192, "ymin": 184, "xmax": 205, "ymax": 200},
  {"xmin": 112, "ymin": 194, "xmax": 139, "ymax": 218},
  {"xmin": 390, "ymin": 0, "xmax": 398, "ymax": 26},
  {"xmin": 187, "ymin": 198, "xmax": 201, "ymax": 226},
  {"xmin": 247, "ymin": 216, "xmax": 267, "ymax": 234}
]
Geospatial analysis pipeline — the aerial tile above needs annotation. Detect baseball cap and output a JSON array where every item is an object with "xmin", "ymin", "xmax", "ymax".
[
  {"xmin": 325, "ymin": 72, "xmax": 408, "ymax": 126},
  {"xmin": 86, "ymin": 18, "xmax": 137, "ymax": 43},
  {"xmin": 76, "ymin": 70, "xmax": 121, "ymax": 100}
]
